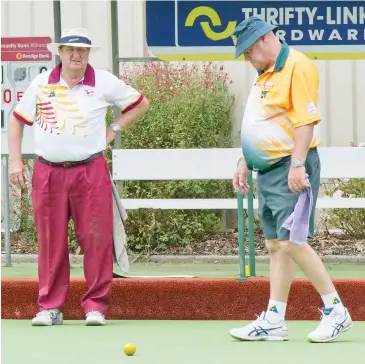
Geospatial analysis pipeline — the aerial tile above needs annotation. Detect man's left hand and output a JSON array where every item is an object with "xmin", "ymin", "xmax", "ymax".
[
  {"xmin": 288, "ymin": 166, "xmax": 309, "ymax": 193},
  {"xmin": 106, "ymin": 126, "xmax": 117, "ymax": 147}
]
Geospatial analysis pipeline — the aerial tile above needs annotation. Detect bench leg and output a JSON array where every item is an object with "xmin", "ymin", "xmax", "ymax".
[
  {"xmin": 247, "ymin": 173, "xmax": 256, "ymax": 277},
  {"xmin": 237, "ymin": 193, "xmax": 246, "ymax": 280}
]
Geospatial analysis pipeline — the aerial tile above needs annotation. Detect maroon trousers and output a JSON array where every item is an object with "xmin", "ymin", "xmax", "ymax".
[{"xmin": 31, "ymin": 155, "xmax": 113, "ymax": 315}]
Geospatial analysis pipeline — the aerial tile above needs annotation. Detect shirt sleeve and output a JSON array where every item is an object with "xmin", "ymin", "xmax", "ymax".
[
  {"xmin": 13, "ymin": 75, "xmax": 41, "ymax": 126},
  {"xmin": 287, "ymin": 65, "xmax": 321, "ymax": 128},
  {"xmin": 103, "ymin": 71, "xmax": 144, "ymax": 113}
]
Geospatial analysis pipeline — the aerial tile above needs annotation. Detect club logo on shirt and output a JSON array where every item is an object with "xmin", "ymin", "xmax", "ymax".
[
  {"xmin": 307, "ymin": 102, "xmax": 317, "ymax": 114},
  {"xmin": 260, "ymin": 81, "xmax": 274, "ymax": 99},
  {"xmin": 84, "ymin": 89, "xmax": 94, "ymax": 96}
]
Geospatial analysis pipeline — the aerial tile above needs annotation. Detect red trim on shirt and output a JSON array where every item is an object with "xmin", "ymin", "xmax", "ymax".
[
  {"xmin": 13, "ymin": 111, "xmax": 33, "ymax": 126},
  {"xmin": 48, "ymin": 64, "xmax": 61, "ymax": 83},
  {"xmin": 123, "ymin": 95, "xmax": 144, "ymax": 113},
  {"xmin": 48, "ymin": 63, "xmax": 95, "ymax": 87},
  {"xmin": 81, "ymin": 64, "xmax": 95, "ymax": 86}
]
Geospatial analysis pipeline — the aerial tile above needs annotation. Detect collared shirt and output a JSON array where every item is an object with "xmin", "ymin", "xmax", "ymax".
[
  {"xmin": 241, "ymin": 42, "xmax": 321, "ymax": 172},
  {"xmin": 13, "ymin": 63, "xmax": 143, "ymax": 162}
]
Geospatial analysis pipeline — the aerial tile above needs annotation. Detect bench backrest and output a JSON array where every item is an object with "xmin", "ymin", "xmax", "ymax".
[{"xmin": 112, "ymin": 147, "xmax": 365, "ymax": 181}]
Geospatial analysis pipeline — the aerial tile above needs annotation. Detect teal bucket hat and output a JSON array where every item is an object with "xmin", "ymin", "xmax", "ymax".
[{"xmin": 231, "ymin": 16, "xmax": 279, "ymax": 58}]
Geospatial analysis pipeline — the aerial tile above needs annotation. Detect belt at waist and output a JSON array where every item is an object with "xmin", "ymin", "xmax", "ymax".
[{"xmin": 37, "ymin": 151, "xmax": 104, "ymax": 168}]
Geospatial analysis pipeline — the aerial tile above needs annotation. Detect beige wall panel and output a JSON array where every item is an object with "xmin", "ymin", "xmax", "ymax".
[
  {"xmin": 2, "ymin": 0, "xmax": 365, "ymax": 147},
  {"xmin": 59, "ymin": 0, "xmax": 112, "ymax": 70},
  {"xmin": 117, "ymin": 0, "xmax": 146, "ymax": 58},
  {"xmin": 1, "ymin": 1, "xmax": 54, "ymax": 36}
]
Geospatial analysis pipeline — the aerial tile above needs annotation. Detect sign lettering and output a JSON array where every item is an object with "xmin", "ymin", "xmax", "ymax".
[
  {"xmin": 146, "ymin": 0, "xmax": 365, "ymax": 61},
  {"xmin": 3, "ymin": 89, "xmax": 12, "ymax": 104},
  {"xmin": 1, "ymin": 36, "xmax": 54, "ymax": 155}
]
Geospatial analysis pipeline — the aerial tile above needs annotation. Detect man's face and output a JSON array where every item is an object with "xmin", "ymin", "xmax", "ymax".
[
  {"xmin": 58, "ymin": 46, "xmax": 90, "ymax": 71},
  {"xmin": 243, "ymin": 37, "xmax": 270, "ymax": 71}
]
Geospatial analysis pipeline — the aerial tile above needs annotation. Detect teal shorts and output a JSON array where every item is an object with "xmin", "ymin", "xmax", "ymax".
[{"xmin": 257, "ymin": 148, "xmax": 320, "ymax": 241}]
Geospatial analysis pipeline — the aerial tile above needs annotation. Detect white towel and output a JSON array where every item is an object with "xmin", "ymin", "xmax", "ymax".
[
  {"xmin": 282, "ymin": 174, "xmax": 313, "ymax": 245},
  {"xmin": 110, "ymin": 174, "xmax": 129, "ymax": 274}
]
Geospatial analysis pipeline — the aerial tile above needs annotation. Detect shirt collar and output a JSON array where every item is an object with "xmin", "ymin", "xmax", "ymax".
[
  {"xmin": 48, "ymin": 63, "xmax": 95, "ymax": 87},
  {"xmin": 273, "ymin": 41, "xmax": 289, "ymax": 72},
  {"xmin": 257, "ymin": 41, "xmax": 289, "ymax": 75}
]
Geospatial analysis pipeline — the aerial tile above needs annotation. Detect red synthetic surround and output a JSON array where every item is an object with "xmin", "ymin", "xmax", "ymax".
[{"xmin": 2, "ymin": 278, "xmax": 365, "ymax": 320}]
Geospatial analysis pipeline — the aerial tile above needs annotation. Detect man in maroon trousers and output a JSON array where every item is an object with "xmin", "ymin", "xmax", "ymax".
[{"xmin": 7, "ymin": 28, "xmax": 149, "ymax": 326}]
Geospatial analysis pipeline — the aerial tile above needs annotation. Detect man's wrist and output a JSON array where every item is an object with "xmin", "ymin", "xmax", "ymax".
[
  {"xmin": 290, "ymin": 158, "xmax": 305, "ymax": 168},
  {"xmin": 110, "ymin": 123, "xmax": 121, "ymax": 133},
  {"xmin": 9, "ymin": 156, "xmax": 23, "ymax": 164},
  {"xmin": 238, "ymin": 157, "xmax": 246, "ymax": 167},
  {"xmin": 238, "ymin": 158, "xmax": 251, "ymax": 172},
  {"xmin": 291, "ymin": 144, "xmax": 311, "ymax": 166}
]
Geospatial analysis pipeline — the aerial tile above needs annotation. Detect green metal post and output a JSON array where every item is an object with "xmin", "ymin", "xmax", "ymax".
[
  {"xmin": 53, "ymin": 1, "xmax": 61, "ymax": 65},
  {"xmin": 237, "ymin": 192, "xmax": 246, "ymax": 280},
  {"xmin": 111, "ymin": 0, "xmax": 121, "ymax": 149},
  {"xmin": 117, "ymin": 57, "xmax": 163, "ymax": 63},
  {"xmin": 247, "ymin": 173, "xmax": 256, "ymax": 277}
]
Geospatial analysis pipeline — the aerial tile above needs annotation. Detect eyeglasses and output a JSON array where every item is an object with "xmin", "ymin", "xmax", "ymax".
[{"xmin": 60, "ymin": 46, "xmax": 89, "ymax": 54}]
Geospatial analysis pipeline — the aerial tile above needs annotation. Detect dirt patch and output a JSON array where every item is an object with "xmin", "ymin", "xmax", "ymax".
[
  {"xmin": 154, "ymin": 230, "xmax": 365, "ymax": 257},
  {"xmin": 2, "ymin": 230, "xmax": 364, "ymax": 257},
  {"xmin": 0, "ymin": 232, "xmax": 77, "ymax": 255}
]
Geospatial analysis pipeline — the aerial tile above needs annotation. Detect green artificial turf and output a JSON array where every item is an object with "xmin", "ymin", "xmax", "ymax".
[{"xmin": 1, "ymin": 319, "xmax": 363, "ymax": 364}]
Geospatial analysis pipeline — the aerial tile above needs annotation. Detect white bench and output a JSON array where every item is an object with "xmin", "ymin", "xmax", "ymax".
[
  {"xmin": 112, "ymin": 147, "xmax": 365, "ymax": 210},
  {"xmin": 112, "ymin": 146, "xmax": 365, "ymax": 279}
]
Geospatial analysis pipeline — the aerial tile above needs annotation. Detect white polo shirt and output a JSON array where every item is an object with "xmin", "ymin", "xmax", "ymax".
[{"xmin": 13, "ymin": 63, "xmax": 143, "ymax": 162}]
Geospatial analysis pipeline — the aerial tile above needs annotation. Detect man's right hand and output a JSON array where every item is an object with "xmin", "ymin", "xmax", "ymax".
[
  {"xmin": 233, "ymin": 160, "xmax": 250, "ymax": 194},
  {"xmin": 9, "ymin": 158, "xmax": 28, "ymax": 189}
]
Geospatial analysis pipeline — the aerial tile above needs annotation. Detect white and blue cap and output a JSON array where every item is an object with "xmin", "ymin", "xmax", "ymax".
[
  {"xmin": 231, "ymin": 16, "xmax": 279, "ymax": 58},
  {"xmin": 47, "ymin": 28, "xmax": 101, "ymax": 54}
]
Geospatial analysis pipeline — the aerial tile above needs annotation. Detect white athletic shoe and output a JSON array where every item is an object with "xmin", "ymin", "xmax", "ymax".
[
  {"xmin": 85, "ymin": 311, "xmax": 106, "ymax": 326},
  {"xmin": 229, "ymin": 311, "xmax": 289, "ymax": 341},
  {"xmin": 31, "ymin": 309, "xmax": 63, "ymax": 326},
  {"xmin": 307, "ymin": 306, "xmax": 353, "ymax": 343}
]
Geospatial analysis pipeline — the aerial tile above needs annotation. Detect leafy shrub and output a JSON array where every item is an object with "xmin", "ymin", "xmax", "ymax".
[
  {"xmin": 5, "ymin": 160, "xmax": 80, "ymax": 253},
  {"xmin": 116, "ymin": 61, "xmax": 236, "ymax": 254},
  {"xmin": 322, "ymin": 178, "xmax": 365, "ymax": 239},
  {"xmin": 8, "ymin": 174, "xmax": 37, "ymax": 245},
  {"xmin": 2, "ymin": 62, "xmax": 236, "ymax": 256}
]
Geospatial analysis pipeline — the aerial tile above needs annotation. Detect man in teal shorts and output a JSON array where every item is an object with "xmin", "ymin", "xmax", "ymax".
[{"xmin": 230, "ymin": 16, "xmax": 353, "ymax": 343}]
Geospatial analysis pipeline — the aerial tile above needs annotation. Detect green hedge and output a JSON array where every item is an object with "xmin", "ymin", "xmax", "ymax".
[
  {"xmin": 322, "ymin": 178, "xmax": 365, "ymax": 239},
  {"xmin": 112, "ymin": 61, "xmax": 236, "ymax": 254}
]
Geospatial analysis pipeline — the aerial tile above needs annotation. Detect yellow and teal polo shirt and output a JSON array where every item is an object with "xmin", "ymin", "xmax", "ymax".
[{"xmin": 240, "ymin": 42, "xmax": 321, "ymax": 172}]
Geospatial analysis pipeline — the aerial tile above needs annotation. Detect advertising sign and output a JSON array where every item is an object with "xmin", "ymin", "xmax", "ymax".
[
  {"xmin": 146, "ymin": 0, "xmax": 365, "ymax": 61},
  {"xmin": 1, "ymin": 37, "xmax": 54, "ymax": 154}
]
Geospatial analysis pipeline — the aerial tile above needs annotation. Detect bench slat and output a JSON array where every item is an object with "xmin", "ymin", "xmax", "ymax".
[
  {"xmin": 112, "ymin": 147, "xmax": 365, "ymax": 180},
  {"xmin": 121, "ymin": 198, "xmax": 248, "ymax": 210},
  {"xmin": 120, "ymin": 198, "xmax": 365, "ymax": 210},
  {"xmin": 317, "ymin": 198, "xmax": 365, "ymax": 208},
  {"xmin": 112, "ymin": 148, "xmax": 241, "ymax": 180}
]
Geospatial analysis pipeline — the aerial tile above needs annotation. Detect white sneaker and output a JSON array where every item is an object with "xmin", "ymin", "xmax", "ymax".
[
  {"xmin": 85, "ymin": 311, "xmax": 106, "ymax": 326},
  {"xmin": 31, "ymin": 309, "xmax": 63, "ymax": 326},
  {"xmin": 307, "ymin": 306, "xmax": 353, "ymax": 343},
  {"xmin": 229, "ymin": 311, "xmax": 289, "ymax": 341}
]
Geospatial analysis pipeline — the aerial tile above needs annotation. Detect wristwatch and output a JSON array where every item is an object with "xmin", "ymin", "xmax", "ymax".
[
  {"xmin": 110, "ymin": 123, "xmax": 120, "ymax": 133},
  {"xmin": 291, "ymin": 159, "xmax": 304, "ymax": 168}
]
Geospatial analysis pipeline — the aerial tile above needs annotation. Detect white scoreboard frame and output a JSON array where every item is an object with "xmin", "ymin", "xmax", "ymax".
[{"xmin": 1, "ymin": 40, "xmax": 55, "ymax": 156}]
